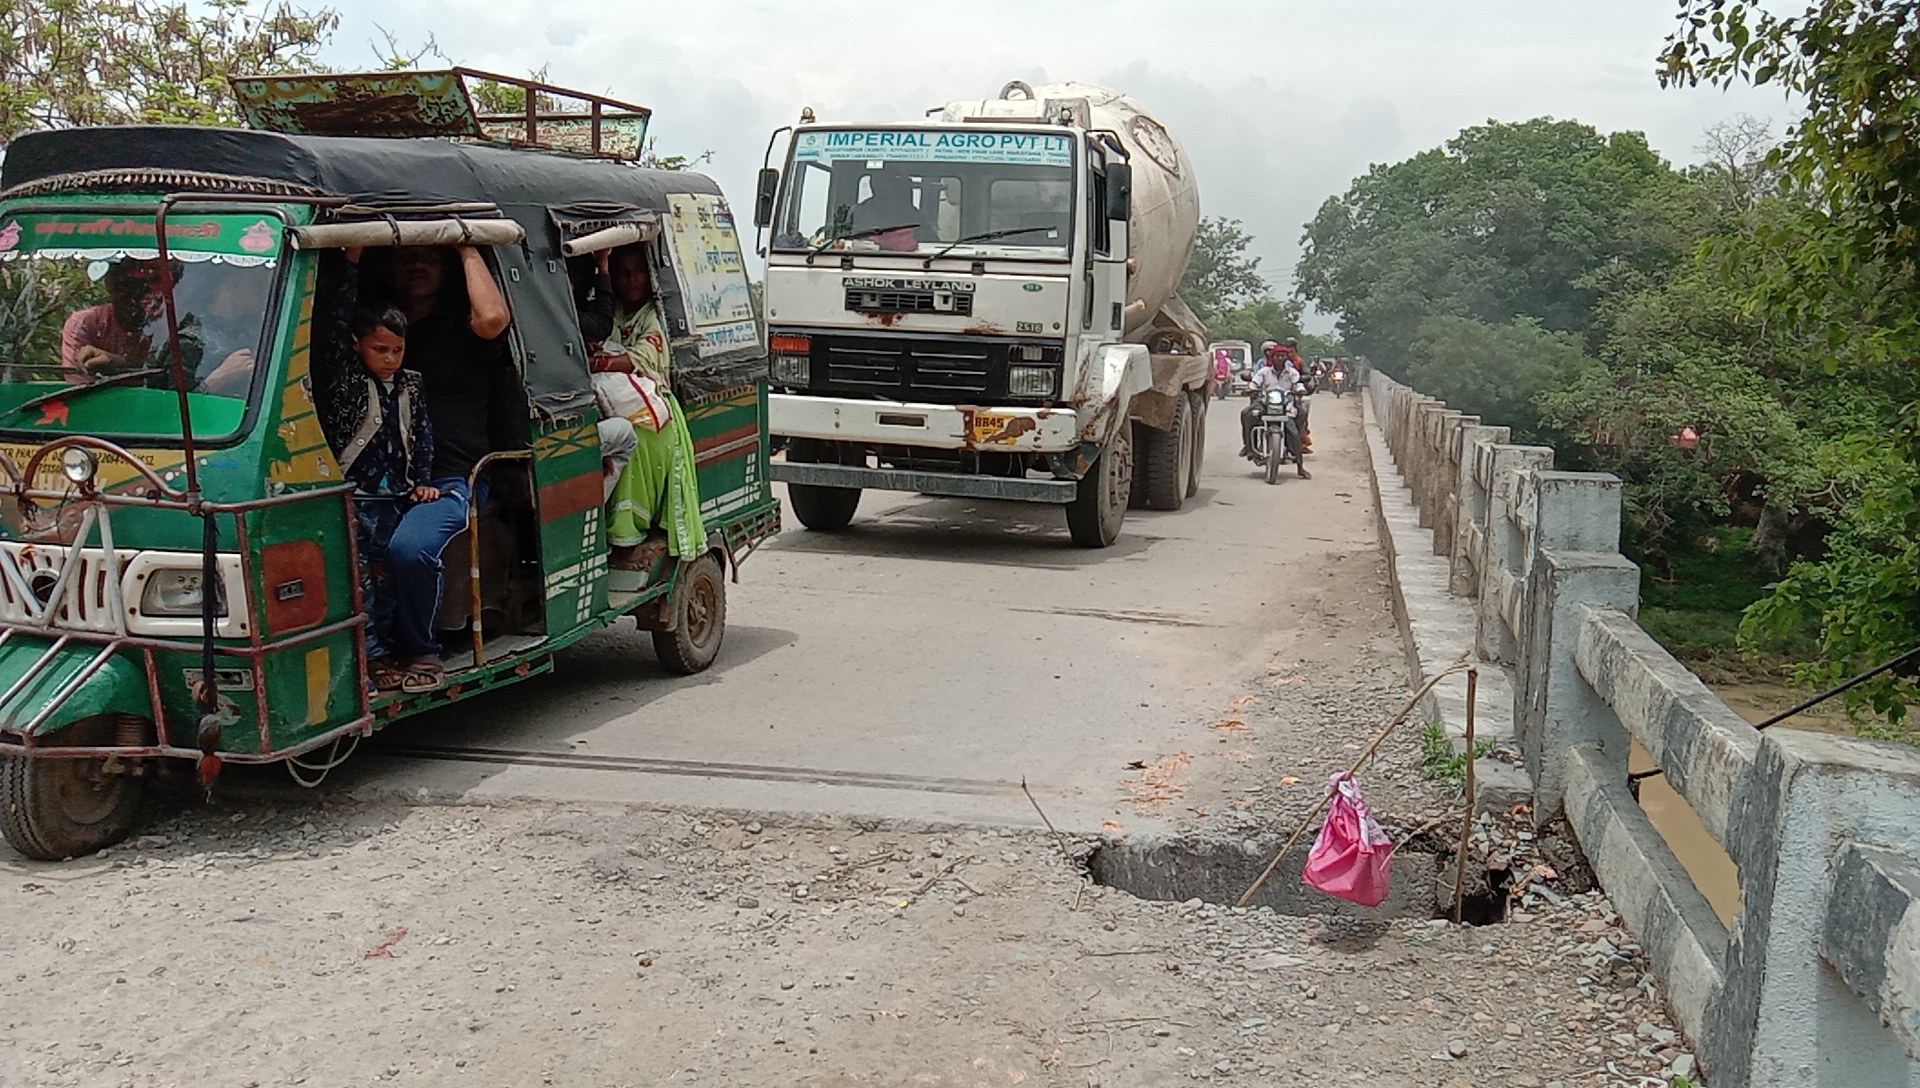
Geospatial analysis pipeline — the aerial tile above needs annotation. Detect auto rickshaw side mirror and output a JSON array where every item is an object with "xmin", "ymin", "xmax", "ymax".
[{"xmin": 754, "ymin": 168, "xmax": 780, "ymax": 228}]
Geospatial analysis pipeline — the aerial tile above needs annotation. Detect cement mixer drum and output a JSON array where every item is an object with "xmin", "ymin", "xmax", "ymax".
[{"xmin": 940, "ymin": 81, "xmax": 1202, "ymax": 339}]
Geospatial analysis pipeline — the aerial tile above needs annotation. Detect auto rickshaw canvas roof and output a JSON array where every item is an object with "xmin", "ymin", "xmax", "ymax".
[{"xmin": 0, "ymin": 124, "xmax": 720, "ymax": 214}]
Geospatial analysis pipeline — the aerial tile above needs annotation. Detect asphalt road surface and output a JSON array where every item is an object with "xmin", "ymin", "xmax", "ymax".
[{"xmin": 332, "ymin": 390, "xmax": 1383, "ymax": 835}]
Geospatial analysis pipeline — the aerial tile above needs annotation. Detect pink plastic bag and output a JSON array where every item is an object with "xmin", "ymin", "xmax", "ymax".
[{"xmin": 1302, "ymin": 772, "xmax": 1396, "ymax": 907}]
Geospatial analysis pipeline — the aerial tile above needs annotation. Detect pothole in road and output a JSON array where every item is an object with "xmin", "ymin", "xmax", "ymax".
[{"xmin": 1086, "ymin": 830, "xmax": 1511, "ymax": 926}]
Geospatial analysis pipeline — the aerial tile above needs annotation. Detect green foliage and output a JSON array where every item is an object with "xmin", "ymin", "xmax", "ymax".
[
  {"xmin": 1297, "ymin": 118, "xmax": 1674, "ymax": 368},
  {"xmin": 1180, "ymin": 216, "xmax": 1269, "ymax": 323},
  {"xmin": 1658, "ymin": 0, "xmax": 1920, "ymax": 724},
  {"xmin": 1, "ymin": 0, "xmax": 339, "ymax": 138},
  {"xmin": 1404, "ymin": 315, "xmax": 1589, "ymax": 442},
  {"xmin": 1537, "ymin": 355, "xmax": 1796, "ymax": 561},
  {"xmin": 1418, "ymin": 722, "xmax": 1495, "ymax": 788},
  {"xmin": 1204, "ymin": 296, "xmax": 1304, "ymax": 348}
]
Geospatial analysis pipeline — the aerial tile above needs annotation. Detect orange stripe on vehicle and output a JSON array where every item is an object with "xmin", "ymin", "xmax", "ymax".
[
  {"xmin": 539, "ymin": 471, "xmax": 604, "ymax": 523},
  {"xmin": 695, "ymin": 435, "xmax": 761, "ymax": 468},
  {"xmin": 693, "ymin": 423, "xmax": 760, "ymax": 456}
]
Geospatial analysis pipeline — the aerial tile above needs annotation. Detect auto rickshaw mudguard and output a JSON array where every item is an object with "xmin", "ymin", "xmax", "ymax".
[{"xmin": 0, "ymin": 636, "xmax": 152, "ymax": 738}]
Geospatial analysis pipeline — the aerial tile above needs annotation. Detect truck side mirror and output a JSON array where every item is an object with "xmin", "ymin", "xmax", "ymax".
[
  {"xmin": 754, "ymin": 168, "xmax": 780, "ymax": 228},
  {"xmin": 1104, "ymin": 162, "xmax": 1132, "ymax": 221}
]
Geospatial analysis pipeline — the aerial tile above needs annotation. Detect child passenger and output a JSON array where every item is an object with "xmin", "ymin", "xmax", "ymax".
[{"xmin": 315, "ymin": 248, "xmax": 439, "ymax": 693}]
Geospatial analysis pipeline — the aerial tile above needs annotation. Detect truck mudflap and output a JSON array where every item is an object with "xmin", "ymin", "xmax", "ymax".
[
  {"xmin": 1072, "ymin": 344, "xmax": 1151, "ymax": 473},
  {"xmin": 0, "ymin": 635, "xmax": 150, "ymax": 740}
]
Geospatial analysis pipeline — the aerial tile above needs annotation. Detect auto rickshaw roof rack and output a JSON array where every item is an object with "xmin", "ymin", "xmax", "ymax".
[{"xmin": 229, "ymin": 68, "xmax": 652, "ymax": 160}]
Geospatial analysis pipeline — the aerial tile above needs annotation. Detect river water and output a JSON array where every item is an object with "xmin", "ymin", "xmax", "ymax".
[{"xmin": 1629, "ymin": 682, "xmax": 1856, "ymax": 927}]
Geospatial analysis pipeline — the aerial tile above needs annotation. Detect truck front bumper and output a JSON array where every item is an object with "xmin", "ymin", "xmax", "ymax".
[{"xmin": 770, "ymin": 394, "xmax": 1081, "ymax": 454}]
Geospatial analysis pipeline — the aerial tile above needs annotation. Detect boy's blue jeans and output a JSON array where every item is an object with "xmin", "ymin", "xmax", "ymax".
[{"xmin": 354, "ymin": 477, "xmax": 481, "ymax": 661}]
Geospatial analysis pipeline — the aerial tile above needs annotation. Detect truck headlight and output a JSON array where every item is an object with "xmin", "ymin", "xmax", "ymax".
[
  {"xmin": 140, "ymin": 568, "xmax": 227, "ymax": 618},
  {"xmin": 1007, "ymin": 365, "xmax": 1058, "ymax": 398},
  {"xmin": 771, "ymin": 354, "xmax": 811, "ymax": 384}
]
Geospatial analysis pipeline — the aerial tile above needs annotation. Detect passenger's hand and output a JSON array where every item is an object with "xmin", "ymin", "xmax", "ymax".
[
  {"xmin": 594, "ymin": 249, "xmax": 610, "ymax": 274},
  {"xmin": 411, "ymin": 484, "xmax": 441, "ymax": 503},
  {"xmin": 71, "ymin": 345, "xmax": 117, "ymax": 373},
  {"xmin": 345, "ymin": 245, "xmax": 363, "ymax": 264},
  {"xmin": 207, "ymin": 349, "xmax": 253, "ymax": 386}
]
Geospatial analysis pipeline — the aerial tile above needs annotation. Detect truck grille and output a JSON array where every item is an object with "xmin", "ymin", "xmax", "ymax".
[
  {"xmin": 776, "ymin": 331, "xmax": 1065, "ymax": 405},
  {"xmin": 844, "ymin": 289, "xmax": 975, "ymax": 317},
  {"xmin": 827, "ymin": 339, "xmax": 991, "ymax": 397}
]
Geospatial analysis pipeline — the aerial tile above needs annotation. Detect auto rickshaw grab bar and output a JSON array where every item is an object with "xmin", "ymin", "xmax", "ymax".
[{"xmin": 465, "ymin": 450, "xmax": 535, "ymax": 667}]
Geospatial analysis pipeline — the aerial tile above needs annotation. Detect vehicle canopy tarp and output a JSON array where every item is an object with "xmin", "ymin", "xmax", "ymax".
[{"xmin": 1, "ymin": 126, "xmax": 767, "ymax": 411}]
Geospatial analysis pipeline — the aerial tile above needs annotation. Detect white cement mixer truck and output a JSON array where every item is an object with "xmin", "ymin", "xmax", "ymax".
[{"xmin": 750, "ymin": 81, "xmax": 1212, "ymax": 547}]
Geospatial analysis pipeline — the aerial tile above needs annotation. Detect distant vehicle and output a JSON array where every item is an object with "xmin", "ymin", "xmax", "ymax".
[
  {"xmin": 1210, "ymin": 340, "xmax": 1252, "ymax": 400},
  {"xmin": 757, "ymin": 80, "xmax": 1213, "ymax": 546}
]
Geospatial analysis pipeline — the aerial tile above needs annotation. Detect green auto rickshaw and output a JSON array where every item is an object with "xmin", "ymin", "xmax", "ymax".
[{"xmin": 0, "ymin": 71, "xmax": 778, "ymax": 859}]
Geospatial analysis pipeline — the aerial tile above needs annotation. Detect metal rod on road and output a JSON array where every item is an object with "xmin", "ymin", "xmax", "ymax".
[{"xmin": 1452, "ymin": 667, "xmax": 1478, "ymax": 925}]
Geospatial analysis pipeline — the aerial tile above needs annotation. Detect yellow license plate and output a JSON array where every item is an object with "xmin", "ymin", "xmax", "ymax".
[{"xmin": 968, "ymin": 413, "xmax": 1033, "ymax": 445}]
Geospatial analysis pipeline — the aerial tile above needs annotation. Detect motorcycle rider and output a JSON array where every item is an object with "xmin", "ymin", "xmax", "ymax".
[{"xmin": 1239, "ymin": 345, "xmax": 1311, "ymax": 479}]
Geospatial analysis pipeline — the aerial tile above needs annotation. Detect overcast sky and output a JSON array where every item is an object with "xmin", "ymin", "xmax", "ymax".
[{"xmin": 319, "ymin": 0, "xmax": 1789, "ymax": 329}]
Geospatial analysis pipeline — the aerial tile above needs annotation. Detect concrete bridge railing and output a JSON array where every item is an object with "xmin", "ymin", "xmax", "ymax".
[{"xmin": 1366, "ymin": 369, "xmax": 1920, "ymax": 1088}]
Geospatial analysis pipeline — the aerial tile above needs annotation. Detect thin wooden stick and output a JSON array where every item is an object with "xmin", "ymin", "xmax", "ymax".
[
  {"xmin": 1236, "ymin": 657, "xmax": 1472, "ymax": 908},
  {"xmin": 1452, "ymin": 667, "xmax": 1479, "ymax": 924},
  {"xmin": 1024, "ymin": 777, "xmax": 1077, "ymax": 868}
]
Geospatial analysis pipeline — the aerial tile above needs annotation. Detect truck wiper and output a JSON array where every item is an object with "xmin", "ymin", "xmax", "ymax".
[
  {"xmin": 9, "ymin": 367, "xmax": 170, "ymax": 417},
  {"xmin": 922, "ymin": 226, "xmax": 1057, "ymax": 268},
  {"xmin": 807, "ymin": 223, "xmax": 920, "ymax": 261}
]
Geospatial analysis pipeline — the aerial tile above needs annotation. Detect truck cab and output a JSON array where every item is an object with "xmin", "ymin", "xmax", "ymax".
[{"xmin": 756, "ymin": 83, "xmax": 1207, "ymax": 548}]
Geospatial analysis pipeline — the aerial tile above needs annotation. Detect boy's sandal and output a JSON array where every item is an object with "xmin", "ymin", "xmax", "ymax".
[
  {"xmin": 399, "ymin": 659, "xmax": 446, "ymax": 694},
  {"xmin": 368, "ymin": 659, "xmax": 407, "ymax": 692}
]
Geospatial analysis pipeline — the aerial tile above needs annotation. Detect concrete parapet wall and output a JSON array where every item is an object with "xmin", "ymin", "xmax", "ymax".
[{"xmin": 1361, "ymin": 367, "xmax": 1920, "ymax": 1086}]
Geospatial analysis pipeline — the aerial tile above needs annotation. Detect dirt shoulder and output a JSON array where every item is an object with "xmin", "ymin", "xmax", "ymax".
[{"xmin": 7, "ymin": 797, "xmax": 1686, "ymax": 1088}]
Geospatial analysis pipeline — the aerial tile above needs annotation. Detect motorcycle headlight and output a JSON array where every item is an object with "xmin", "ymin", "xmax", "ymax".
[
  {"xmin": 139, "ymin": 568, "xmax": 228, "ymax": 618},
  {"xmin": 1007, "ymin": 365, "xmax": 1058, "ymax": 398}
]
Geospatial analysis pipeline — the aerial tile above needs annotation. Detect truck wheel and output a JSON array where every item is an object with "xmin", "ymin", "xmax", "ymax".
[
  {"xmin": 785, "ymin": 438, "xmax": 861, "ymax": 531},
  {"xmin": 1265, "ymin": 425, "xmax": 1283, "ymax": 485},
  {"xmin": 652, "ymin": 553, "xmax": 727, "ymax": 674},
  {"xmin": 0, "ymin": 716, "xmax": 146, "ymax": 860},
  {"xmin": 1186, "ymin": 391, "xmax": 1205, "ymax": 499},
  {"xmin": 1138, "ymin": 394, "xmax": 1192, "ymax": 511},
  {"xmin": 1065, "ymin": 425, "xmax": 1133, "ymax": 548}
]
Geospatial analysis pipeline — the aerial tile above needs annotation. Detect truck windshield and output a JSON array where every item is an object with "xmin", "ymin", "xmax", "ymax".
[
  {"xmin": 773, "ymin": 128, "xmax": 1075, "ymax": 259},
  {"xmin": 0, "ymin": 211, "xmax": 284, "ymax": 442}
]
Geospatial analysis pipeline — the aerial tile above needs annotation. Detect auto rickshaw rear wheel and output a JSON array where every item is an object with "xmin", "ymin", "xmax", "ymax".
[
  {"xmin": 653, "ymin": 553, "xmax": 727, "ymax": 675},
  {"xmin": 1, "ymin": 714, "xmax": 149, "ymax": 860}
]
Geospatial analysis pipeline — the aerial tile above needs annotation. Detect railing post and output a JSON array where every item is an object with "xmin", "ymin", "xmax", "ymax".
[
  {"xmin": 1450, "ymin": 424, "xmax": 1509, "ymax": 596},
  {"xmin": 1412, "ymin": 403, "xmax": 1451, "ymax": 528},
  {"xmin": 1431, "ymin": 412, "xmax": 1477, "ymax": 557},
  {"xmin": 1703, "ymin": 729, "xmax": 1920, "ymax": 1087},
  {"xmin": 1473, "ymin": 445, "xmax": 1554, "ymax": 664},
  {"xmin": 1514, "ymin": 471, "xmax": 1637, "ymax": 818}
]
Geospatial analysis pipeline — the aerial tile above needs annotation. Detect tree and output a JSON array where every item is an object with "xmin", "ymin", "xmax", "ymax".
[
  {"xmin": 1661, "ymin": 0, "xmax": 1920, "ymax": 724},
  {"xmin": 1403, "ymin": 315, "xmax": 1589, "ymax": 442},
  {"xmin": 1204, "ymin": 296, "xmax": 1304, "ymax": 349},
  {"xmin": 1178, "ymin": 216, "xmax": 1268, "ymax": 323},
  {"xmin": 1, "ymin": 0, "xmax": 339, "ymax": 139},
  {"xmin": 1296, "ymin": 118, "xmax": 1675, "ymax": 370}
]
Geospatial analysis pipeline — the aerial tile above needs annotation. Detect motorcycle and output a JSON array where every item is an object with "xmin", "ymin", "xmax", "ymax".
[
  {"xmin": 1329, "ymin": 366, "xmax": 1349, "ymax": 397},
  {"xmin": 1244, "ymin": 388, "xmax": 1303, "ymax": 485}
]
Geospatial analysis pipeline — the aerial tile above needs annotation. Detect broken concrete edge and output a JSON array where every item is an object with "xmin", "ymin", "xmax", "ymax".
[
  {"xmin": 1361, "ymin": 388, "xmax": 1532, "ymax": 815},
  {"xmin": 1562, "ymin": 744, "xmax": 1726, "ymax": 1049}
]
